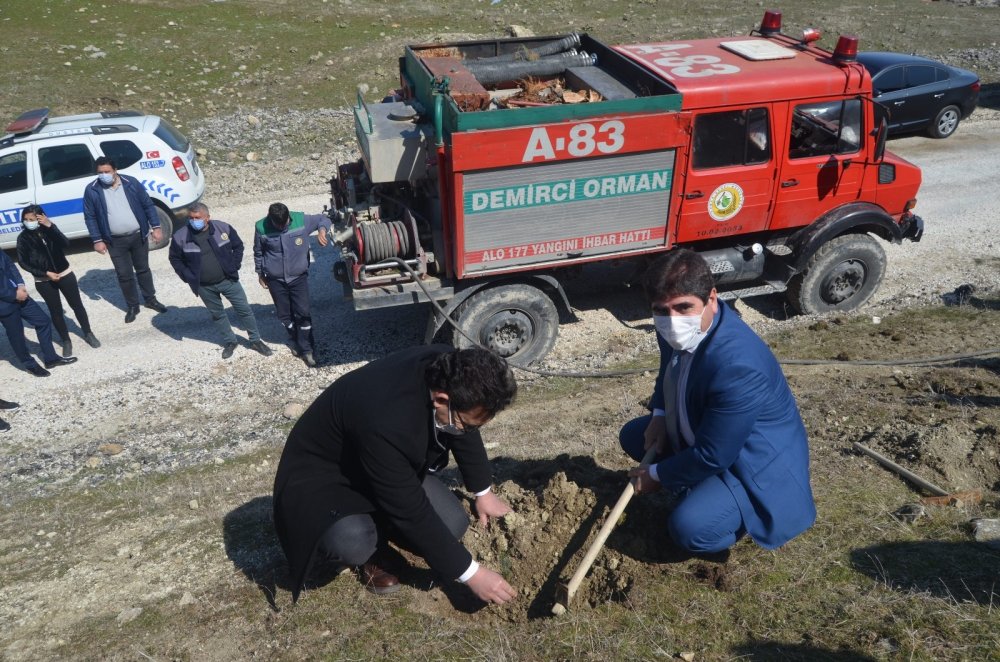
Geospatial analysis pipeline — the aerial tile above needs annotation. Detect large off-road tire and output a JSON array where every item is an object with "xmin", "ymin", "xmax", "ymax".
[
  {"xmin": 787, "ymin": 234, "xmax": 886, "ymax": 315},
  {"xmin": 149, "ymin": 206, "xmax": 173, "ymax": 250},
  {"xmin": 928, "ymin": 104, "xmax": 961, "ymax": 139},
  {"xmin": 452, "ymin": 283, "xmax": 559, "ymax": 366}
]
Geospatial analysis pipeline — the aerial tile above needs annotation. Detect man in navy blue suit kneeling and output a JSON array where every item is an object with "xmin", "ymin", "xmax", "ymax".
[{"xmin": 623, "ymin": 249, "xmax": 816, "ymax": 556}]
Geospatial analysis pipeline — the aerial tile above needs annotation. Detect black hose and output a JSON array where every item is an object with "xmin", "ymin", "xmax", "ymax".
[
  {"xmin": 379, "ymin": 257, "xmax": 1000, "ymax": 377},
  {"xmin": 473, "ymin": 34, "xmax": 582, "ymax": 63},
  {"xmin": 465, "ymin": 52, "xmax": 597, "ymax": 86}
]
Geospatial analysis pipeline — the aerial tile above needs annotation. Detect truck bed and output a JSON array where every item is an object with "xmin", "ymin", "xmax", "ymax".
[{"xmin": 401, "ymin": 34, "xmax": 682, "ymax": 135}]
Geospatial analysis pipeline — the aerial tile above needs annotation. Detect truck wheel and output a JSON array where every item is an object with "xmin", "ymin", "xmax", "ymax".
[
  {"xmin": 452, "ymin": 284, "xmax": 559, "ymax": 366},
  {"xmin": 150, "ymin": 207, "xmax": 173, "ymax": 250},
  {"xmin": 928, "ymin": 105, "xmax": 961, "ymax": 139},
  {"xmin": 787, "ymin": 234, "xmax": 886, "ymax": 314}
]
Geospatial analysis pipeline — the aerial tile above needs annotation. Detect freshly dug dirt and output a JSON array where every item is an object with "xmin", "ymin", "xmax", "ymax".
[{"xmin": 403, "ymin": 455, "xmax": 730, "ymax": 623}]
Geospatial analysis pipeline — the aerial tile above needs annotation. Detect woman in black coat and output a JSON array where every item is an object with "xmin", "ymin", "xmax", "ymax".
[{"xmin": 16, "ymin": 205, "xmax": 100, "ymax": 355}]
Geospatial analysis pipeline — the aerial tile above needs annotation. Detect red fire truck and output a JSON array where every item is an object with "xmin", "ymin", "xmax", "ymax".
[{"xmin": 328, "ymin": 10, "xmax": 924, "ymax": 364}]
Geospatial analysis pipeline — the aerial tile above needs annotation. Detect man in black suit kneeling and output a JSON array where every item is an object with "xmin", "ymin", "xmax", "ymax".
[{"xmin": 273, "ymin": 346, "xmax": 518, "ymax": 604}]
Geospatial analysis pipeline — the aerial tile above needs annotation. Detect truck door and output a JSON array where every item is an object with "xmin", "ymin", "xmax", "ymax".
[
  {"xmin": 770, "ymin": 98, "xmax": 866, "ymax": 231},
  {"xmin": 676, "ymin": 107, "xmax": 775, "ymax": 243}
]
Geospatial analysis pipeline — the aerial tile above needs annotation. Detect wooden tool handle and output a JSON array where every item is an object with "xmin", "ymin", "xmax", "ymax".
[
  {"xmin": 562, "ymin": 447, "xmax": 658, "ymax": 602},
  {"xmin": 853, "ymin": 442, "xmax": 949, "ymax": 496}
]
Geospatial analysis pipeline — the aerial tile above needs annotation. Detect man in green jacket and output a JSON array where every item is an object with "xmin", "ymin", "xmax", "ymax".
[{"xmin": 252, "ymin": 202, "xmax": 331, "ymax": 367}]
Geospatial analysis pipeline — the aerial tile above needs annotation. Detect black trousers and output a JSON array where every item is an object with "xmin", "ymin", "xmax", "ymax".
[
  {"xmin": 266, "ymin": 274, "xmax": 314, "ymax": 352},
  {"xmin": 35, "ymin": 272, "xmax": 92, "ymax": 341},
  {"xmin": 108, "ymin": 232, "xmax": 155, "ymax": 307},
  {"xmin": 316, "ymin": 475, "xmax": 469, "ymax": 567}
]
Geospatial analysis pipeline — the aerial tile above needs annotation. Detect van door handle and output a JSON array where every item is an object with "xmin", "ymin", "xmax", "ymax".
[
  {"xmin": 684, "ymin": 190, "xmax": 704, "ymax": 199},
  {"xmin": 893, "ymin": 100, "xmax": 905, "ymax": 106},
  {"xmin": 934, "ymin": 93, "xmax": 944, "ymax": 98},
  {"xmin": 781, "ymin": 179, "xmax": 799, "ymax": 188}
]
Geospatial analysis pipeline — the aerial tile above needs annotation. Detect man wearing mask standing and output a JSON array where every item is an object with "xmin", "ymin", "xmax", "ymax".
[
  {"xmin": 168, "ymin": 202, "xmax": 272, "ymax": 359},
  {"xmin": 620, "ymin": 249, "xmax": 815, "ymax": 558},
  {"xmin": 253, "ymin": 202, "xmax": 331, "ymax": 367},
  {"xmin": 83, "ymin": 156, "xmax": 168, "ymax": 324}
]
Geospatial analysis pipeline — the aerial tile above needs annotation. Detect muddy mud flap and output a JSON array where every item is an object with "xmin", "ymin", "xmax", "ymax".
[{"xmin": 900, "ymin": 214, "xmax": 924, "ymax": 242}]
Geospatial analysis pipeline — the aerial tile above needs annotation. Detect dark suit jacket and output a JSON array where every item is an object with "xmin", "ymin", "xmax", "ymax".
[
  {"xmin": 273, "ymin": 345, "xmax": 492, "ymax": 600},
  {"xmin": 82, "ymin": 174, "xmax": 159, "ymax": 244},
  {"xmin": 652, "ymin": 300, "xmax": 816, "ymax": 549},
  {"xmin": 0, "ymin": 250, "xmax": 27, "ymax": 317}
]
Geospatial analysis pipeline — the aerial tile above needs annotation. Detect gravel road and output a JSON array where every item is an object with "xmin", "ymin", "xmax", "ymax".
[{"xmin": 2, "ymin": 107, "xmax": 999, "ymax": 505}]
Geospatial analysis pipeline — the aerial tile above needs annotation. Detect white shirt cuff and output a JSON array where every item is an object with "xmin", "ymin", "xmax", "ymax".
[
  {"xmin": 652, "ymin": 409, "xmax": 666, "ymax": 418},
  {"xmin": 648, "ymin": 463, "xmax": 661, "ymax": 482},
  {"xmin": 457, "ymin": 560, "xmax": 480, "ymax": 583},
  {"xmin": 473, "ymin": 486, "xmax": 491, "ymax": 497}
]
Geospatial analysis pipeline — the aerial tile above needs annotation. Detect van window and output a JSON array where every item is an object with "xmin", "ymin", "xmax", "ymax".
[
  {"xmin": 153, "ymin": 119, "xmax": 190, "ymax": 153},
  {"xmin": 692, "ymin": 108, "xmax": 771, "ymax": 170},
  {"xmin": 789, "ymin": 99, "xmax": 862, "ymax": 159},
  {"xmin": 38, "ymin": 144, "xmax": 96, "ymax": 185},
  {"xmin": 0, "ymin": 152, "xmax": 28, "ymax": 194},
  {"xmin": 100, "ymin": 140, "xmax": 143, "ymax": 169}
]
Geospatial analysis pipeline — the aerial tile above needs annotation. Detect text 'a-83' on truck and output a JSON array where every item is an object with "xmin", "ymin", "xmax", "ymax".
[{"xmin": 325, "ymin": 9, "xmax": 924, "ymax": 366}]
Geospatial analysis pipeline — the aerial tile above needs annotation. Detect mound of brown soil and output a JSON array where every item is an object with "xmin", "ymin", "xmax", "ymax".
[{"xmin": 404, "ymin": 455, "xmax": 730, "ymax": 623}]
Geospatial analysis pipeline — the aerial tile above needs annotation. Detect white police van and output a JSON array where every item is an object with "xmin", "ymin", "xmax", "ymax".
[{"xmin": 0, "ymin": 108, "xmax": 205, "ymax": 250}]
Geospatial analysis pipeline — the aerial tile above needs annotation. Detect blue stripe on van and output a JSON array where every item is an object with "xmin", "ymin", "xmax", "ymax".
[{"xmin": 0, "ymin": 197, "xmax": 84, "ymax": 227}]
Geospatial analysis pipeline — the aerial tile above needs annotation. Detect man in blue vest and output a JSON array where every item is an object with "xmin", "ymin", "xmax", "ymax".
[
  {"xmin": 168, "ymin": 202, "xmax": 273, "ymax": 359},
  {"xmin": 253, "ymin": 203, "xmax": 331, "ymax": 367},
  {"xmin": 622, "ymin": 249, "xmax": 815, "ymax": 557}
]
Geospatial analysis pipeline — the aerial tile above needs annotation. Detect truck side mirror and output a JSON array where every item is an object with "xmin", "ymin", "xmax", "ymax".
[{"xmin": 874, "ymin": 117, "xmax": 888, "ymax": 161}]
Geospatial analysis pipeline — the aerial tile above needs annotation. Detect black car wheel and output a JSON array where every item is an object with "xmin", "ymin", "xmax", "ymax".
[{"xmin": 929, "ymin": 105, "xmax": 961, "ymax": 139}]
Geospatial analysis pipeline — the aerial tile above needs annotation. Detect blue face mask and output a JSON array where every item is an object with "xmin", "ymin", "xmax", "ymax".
[
  {"xmin": 97, "ymin": 172, "xmax": 115, "ymax": 186},
  {"xmin": 189, "ymin": 219, "xmax": 206, "ymax": 231}
]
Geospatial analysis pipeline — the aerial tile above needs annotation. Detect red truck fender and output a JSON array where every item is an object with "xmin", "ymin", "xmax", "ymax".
[{"xmin": 786, "ymin": 201, "xmax": 905, "ymax": 272}]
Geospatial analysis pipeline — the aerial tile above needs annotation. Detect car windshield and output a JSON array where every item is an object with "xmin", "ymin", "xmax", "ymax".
[{"xmin": 153, "ymin": 118, "xmax": 190, "ymax": 153}]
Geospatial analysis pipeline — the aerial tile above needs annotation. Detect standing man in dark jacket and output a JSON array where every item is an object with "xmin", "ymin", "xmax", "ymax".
[
  {"xmin": 83, "ymin": 156, "xmax": 168, "ymax": 324},
  {"xmin": 253, "ymin": 202, "xmax": 331, "ymax": 367},
  {"xmin": 622, "ymin": 249, "xmax": 815, "ymax": 556},
  {"xmin": 16, "ymin": 204, "xmax": 101, "ymax": 356},
  {"xmin": 0, "ymin": 249, "xmax": 77, "ymax": 376},
  {"xmin": 273, "ymin": 346, "xmax": 518, "ymax": 604},
  {"xmin": 168, "ymin": 202, "xmax": 272, "ymax": 359}
]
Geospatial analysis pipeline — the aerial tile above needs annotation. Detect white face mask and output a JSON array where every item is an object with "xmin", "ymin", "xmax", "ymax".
[
  {"xmin": 98, "ymin": 172, "xmax": 115, "ymax": 186},
  {"xmin": 653, "ymin": 310, "xmax": 708, "ymax": 352},
  {"xmin": 23, "ymin": 221, "xmax": 39, "ymax": 231}
]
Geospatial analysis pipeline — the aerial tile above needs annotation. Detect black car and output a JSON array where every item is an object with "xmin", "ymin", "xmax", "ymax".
[{"xmin": 857, "ymin": 52, "xmax": 980, "ymax": 139}]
